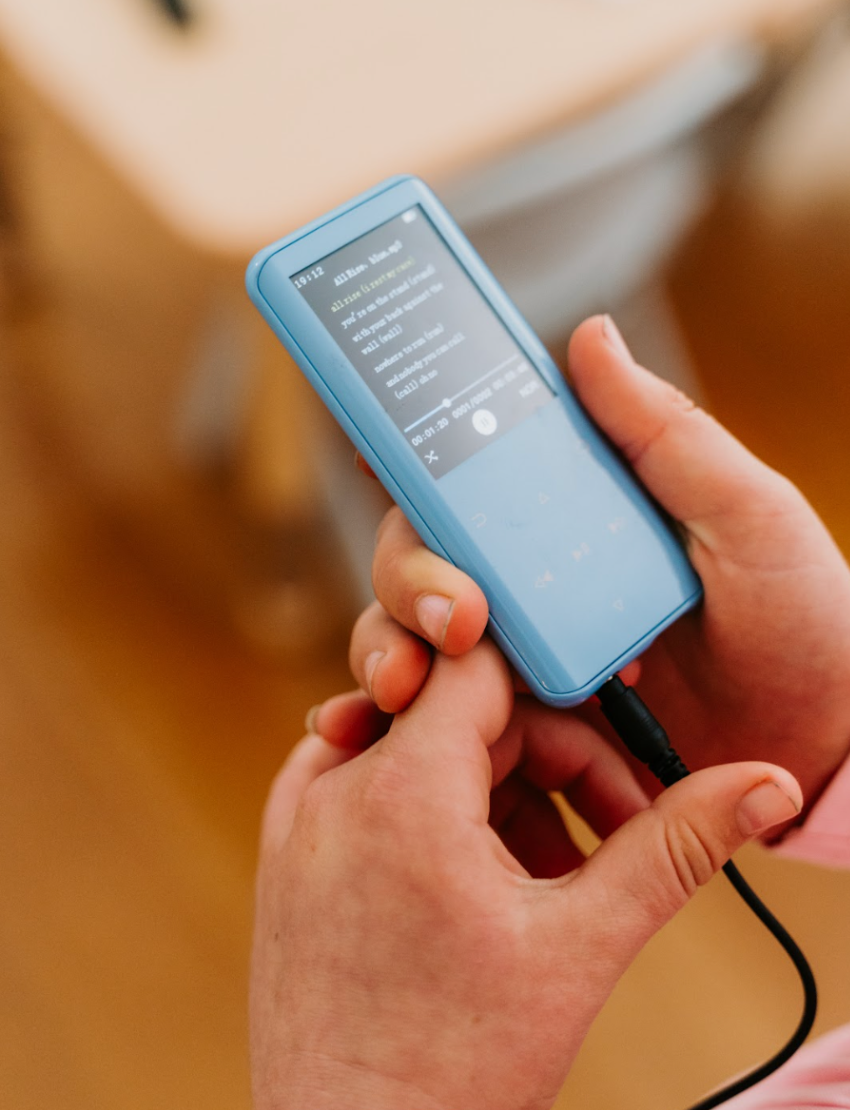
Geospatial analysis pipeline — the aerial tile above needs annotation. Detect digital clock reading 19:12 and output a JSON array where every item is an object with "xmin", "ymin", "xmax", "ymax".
[{"xmin": 292, "ymin": 265, "xmax": 324, "ymax": 290}]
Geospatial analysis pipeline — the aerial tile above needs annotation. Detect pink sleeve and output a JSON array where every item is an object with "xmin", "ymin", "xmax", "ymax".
[
  {"xmin": 772, "ymin": 753, "xmax": 850, "ymax": 867},
  {"xmin": 721, "ymin": 1023, "xmax": 850, "ymax": 1107}
]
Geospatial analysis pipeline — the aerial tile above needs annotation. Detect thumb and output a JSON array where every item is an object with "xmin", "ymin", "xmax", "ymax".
[
  {"xmin": 558, "ymin": 762, "xmax": 802, "ymax": 974},
  {"xmin": 566, "ymin": 316, "xmax": 800, "ymax": 546},
  {"xmin": 377, "ymin": 637, "xmax": 515, "ymax": 819}
]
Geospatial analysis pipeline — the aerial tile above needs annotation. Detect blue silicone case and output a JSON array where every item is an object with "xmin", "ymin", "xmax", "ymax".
[{"xmin": 246, "ymin": 175, "xmax": 701, "ymax": 705}]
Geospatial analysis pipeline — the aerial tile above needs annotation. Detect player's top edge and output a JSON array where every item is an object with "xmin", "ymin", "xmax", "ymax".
[{"xmin": 245, "ymin": 174, "xmax": 424, "ymax": 293}]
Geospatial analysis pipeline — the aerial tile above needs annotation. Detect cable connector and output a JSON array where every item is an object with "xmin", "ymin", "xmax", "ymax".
[
  {"xmin": 592, "ymin": 672, "xmax": 817, "ymax": 1109},
  {"xmin": 596, "ymin": 675, "xmax": 689, "ymax": 786}
]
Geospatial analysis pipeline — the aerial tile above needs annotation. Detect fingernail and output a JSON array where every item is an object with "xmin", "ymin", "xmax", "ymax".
[
  {"xmin": 602, "ymin": 315, "xmax": 635, "ymax": 365},
  {"xmin": 304, "ymin": 704, "xmax": 322, "ymax": 734},
  {"xmin": 736, "ymin": 780, "xmax": 801, "ymax": 837},
  {"xmin": 364, "ymin": 651, "xmax": 385, "ymax": 701},
  {"xmin": 414, "ymin": 594, "xmax": 454, "ymax": 649}
]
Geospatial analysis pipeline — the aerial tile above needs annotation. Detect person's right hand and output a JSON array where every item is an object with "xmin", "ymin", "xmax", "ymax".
[
  {"xmin": 332, "ymin": 315, "xmax": 850, "ymax": 813},
  {"xmin": 253, "ymin": 638, "xmax": 801, "ymax": 1110}
]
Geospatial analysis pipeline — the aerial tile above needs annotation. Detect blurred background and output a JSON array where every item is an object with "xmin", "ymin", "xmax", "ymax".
[{"xmin": 2, "ymin": 1, "xmax": 850, "ymax": 1107}]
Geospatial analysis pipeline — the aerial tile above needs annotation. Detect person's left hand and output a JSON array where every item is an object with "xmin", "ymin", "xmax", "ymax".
[{"xmin": 251, "ymin": 640, "xmax": 800, "ymax": 1110}]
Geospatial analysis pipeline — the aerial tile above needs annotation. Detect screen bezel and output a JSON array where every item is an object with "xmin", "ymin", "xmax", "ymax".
[
  {"xmin": 252, "ymin": 177, "xmax": 565, "ymax": 491},
  {"xmin": 288, "ymin": 202, "xmax": 554, "ymax": 478}
]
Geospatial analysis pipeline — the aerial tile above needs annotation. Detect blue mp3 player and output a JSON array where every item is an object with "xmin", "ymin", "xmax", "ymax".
[{"xmin": 246, "ymin": 175, "xmax": 701, "ymax": 706}]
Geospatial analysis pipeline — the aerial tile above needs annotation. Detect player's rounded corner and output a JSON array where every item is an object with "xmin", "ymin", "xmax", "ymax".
[
  {"xmin": 510, "ymin": 584, "xmax": 703, "ymax": 708},
  {"xmin": 245, "ymin": 241, "xmax": 283, "ymax": 296},
  {"xmin": 244, "ymin": 174, "xmax": 426, "ymax": 291}
]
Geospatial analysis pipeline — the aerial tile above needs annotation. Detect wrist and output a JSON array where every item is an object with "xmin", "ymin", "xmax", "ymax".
[{"xmin": 254, "ymin": 1054, "xmax": 451, "ymax": 1110}]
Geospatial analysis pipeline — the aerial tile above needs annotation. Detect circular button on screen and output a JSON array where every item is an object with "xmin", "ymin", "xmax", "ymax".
[{"xmin": 472, "ymin": 409, "xmax": 498, "ymax": 436}]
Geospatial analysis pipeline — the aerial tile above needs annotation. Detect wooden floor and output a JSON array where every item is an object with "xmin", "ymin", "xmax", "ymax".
[
  {"xmin": 3, "ymin": 180, "xmax": 850, "ymax": 1110},
  {"xmin": 0, "ymin": 358, "xmax": 356, "ymax": 1108}
]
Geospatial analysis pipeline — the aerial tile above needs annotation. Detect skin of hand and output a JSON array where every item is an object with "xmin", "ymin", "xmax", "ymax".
[
  {"xmin": 252, "ymin": 639, "xmax": 801, "ymax": 1110},
  {"xmin": 334, "ymin": 315, "xmax": 850, "ymax": 813}
]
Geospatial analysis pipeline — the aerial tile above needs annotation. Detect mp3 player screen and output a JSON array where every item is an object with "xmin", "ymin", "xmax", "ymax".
[{"xmin": 292, "ymin": 207, "xmax": 554, "ymax": 478}]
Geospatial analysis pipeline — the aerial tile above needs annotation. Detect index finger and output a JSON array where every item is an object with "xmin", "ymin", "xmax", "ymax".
[{"xmin": 372, "ymin": 506, "xmax": 489, "ymax": 654}]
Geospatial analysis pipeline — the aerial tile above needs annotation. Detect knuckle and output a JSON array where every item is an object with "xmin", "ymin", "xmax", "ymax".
[
  {"xmin": 374, "ymin": 505, "xmax": 407, "ymax": 553},
  {"xmin": 290, "ymin": 772, "xmax": 338, "ymax": 848},
  {"xmin": 372, "ymin": 540, "xmax": 406, "ymax": 598},
  {"xmin": 627, "ymin": 382, "xmax": 701, "ymax": 467},
  {"xmin": 349, "ymin": 600, "xmax": 384, "ymax": 664},
  {"xmin": 296, "ymin": 770, "xmax": 337, "ymax": 824},
  {"xmin": 371, "ymin": 518, "xmax": 413, "ymax": 603},
  {"xmin": 661, "ymin": 814, "xmax": 726, "ymax": 903},
  {"xmin": 662, "ymin": 379, "xmax": 699, "ymax": 418},
  {"xmin": 355, "ymin": 751, "xmax": 411, "ymax": 826},
  {"xmin": 286, "ymin": 749, "xmax": 416, "ymax": 859},
  {"xmin": 351, "ymin": 598, "xmax": 379, "ymax": 638}
]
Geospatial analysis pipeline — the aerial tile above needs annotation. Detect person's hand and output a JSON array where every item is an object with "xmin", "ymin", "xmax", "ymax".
[
  {"xmin": 251, "ymin": 639, "xmax": 801, "ymax": 1110},
  {"xmin": 342, "ymin": 315, "xmax": 850, "ymax": 811}
]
